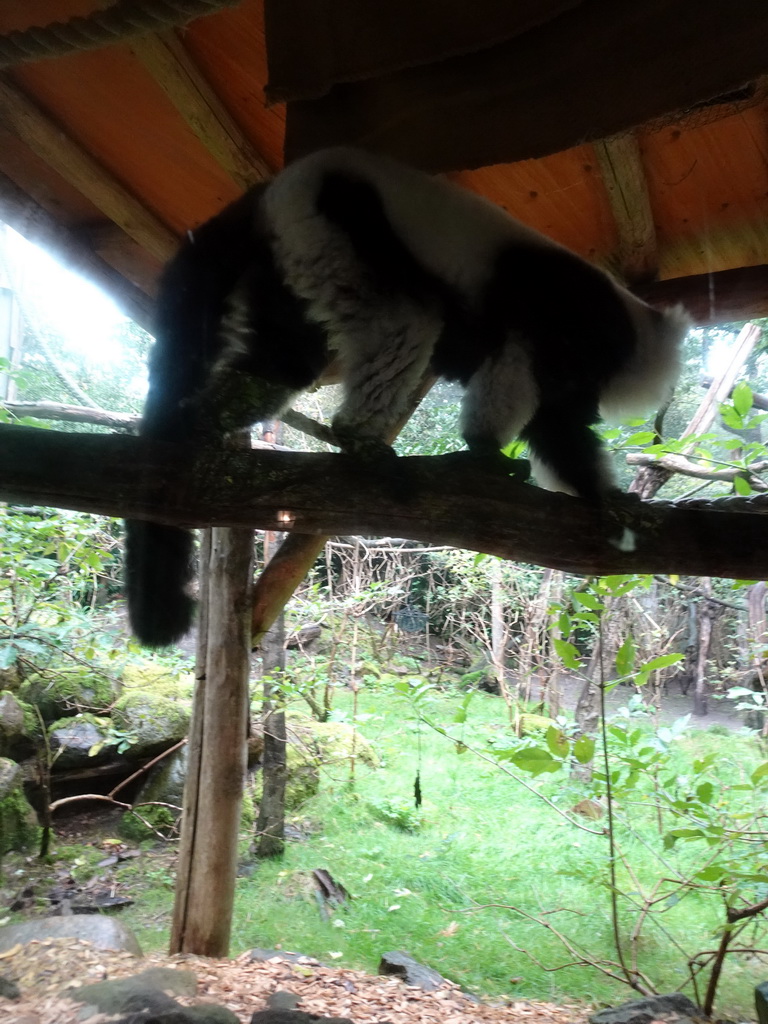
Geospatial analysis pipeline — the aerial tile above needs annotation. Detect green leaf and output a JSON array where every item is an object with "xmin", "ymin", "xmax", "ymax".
[
  {"xmin": 511, "ymin": 748, "xmax": 560, "ymax": 777},
  {"xmin": 641, "ymin": 654, "xmax": 685, "ymax": 673},
  {"xmin": 732, "ymin": 381, "xmax": 753, "ymax": 417},
  {"xmin": 695, "ymin": 864, "xmax": 725, "ymax": 882},
  {"xmin": 0, "ymin": 645, "xmax": 18, "ymax": 669},
  {"xmin": 615, "ymin": 635, "xmax": 635, "ymax": 677},
  {"xmin": 553, "ymin": 638, "xmax": 581, "ymax": 670},
  {"xmin": 546, "ymin": 725, "xmax": 569, "ymax": 758},
  {"xmin": 733, "ymin": 474, "xmax": 752, "ymax": 496},
  {"xmin": 751, "ymin": 762, "xmax": 768, "ymax": 785},
  {"xmin": 572, "ymin": 735, "xmax": 595, "ymax": 764},
  {"xmin": 719, "ymin": 404, "xmax": 744, "ymax": 430},
  {"xmin": 696, "ymin": 781, "xmax": 714, "ymax": 804},
  {"xmin": 573, "ymin": 590, "xmax": 604, "ymax": 611},
  {"xmin": 636, "ymin": 653, "xmax": 684, "ymax": 685},
  {"xmin": 624, "ymin": 430, "xmax": 656, "ymax": 446}
]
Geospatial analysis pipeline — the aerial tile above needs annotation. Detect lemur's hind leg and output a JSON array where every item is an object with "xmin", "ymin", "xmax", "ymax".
[
  {"xmin": 331, "ymin": 304, "xmax": 442, "ymax": 456},
  {"xmin": 459, "ymin": 342, "xmax": 537, "ymax": 480},
  {"xmin": 521, "ymin": 396, "xmax": 613, "ymax": 502},
  {"xmin": 186, "ymin": 369, "xmax": 299, "ymax": 440}
]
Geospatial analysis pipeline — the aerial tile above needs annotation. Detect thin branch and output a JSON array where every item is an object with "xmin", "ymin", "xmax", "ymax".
[
  {"xmin": 109, "ymin": 738, "xmax": 186, "ymax": 799},
  {"xmin": 49, "ymin": 793, "xmax": 131, "ymax": 812},
  {"xmin": 419, "ymin": 716, "xmax": 605, "ymax": 835}
]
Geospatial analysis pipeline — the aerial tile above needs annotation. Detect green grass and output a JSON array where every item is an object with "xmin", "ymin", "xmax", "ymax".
[{"xmin": 116, "ymin": 688, "xmax": 766, "ymax": 1019}]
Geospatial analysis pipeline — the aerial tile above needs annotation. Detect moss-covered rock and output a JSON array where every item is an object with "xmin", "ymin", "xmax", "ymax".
[
  {"xmin": 519, "ymin": 712, "xmax": 556, "ymax": 735},
  {"xmin": 18, "ymin": 667, "xmax": 118, "ymax": 724},
  {"xmin": 0, "ymin": 756, "xmax": 40, "ymax": 855},
  {"xmin": 121, "ymin": 662, "xmax": 194, "ymax": 699},
  {"xmin": 121, "ymin": 771, "xmax": 255, "ymax": 843},
  {"xmin": 119, "ymin": 803, "xmax": 179, "ymax": 842},
  {"xmin": 113, "ymin": 691, "xmax": 191, "ymax": 758},
  {"xmin": 250, "ymin": 715, "xmax": 378, "ymax": 811},
  {"xmin": 47, "ymin": 714, "xmax": 115, "ymax": 769},
  {"xmin": 0, "ymin": 690, "xmax": 39, "ymax": 760},
  {"xmin": 308, "ymin": 719, "xmax": 379, "ymax": 768}
]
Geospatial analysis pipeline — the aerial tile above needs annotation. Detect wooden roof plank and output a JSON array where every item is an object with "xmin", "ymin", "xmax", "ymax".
[
  {"xmin": 0, "ymin": 168, "xmax": 154, "ymax": 331},
  {"xmin": 639, "ymin": 263, "xmax": 768, "ymax": 326},
  {"xmin": 592, "ymin": 132, "xmax": 658, "ymax": 284},
  {"xmin": 0, "ymin": 74, "xmax": 177, "ymax": 262},
  {"xmin": 130, "ymin": 30, "xmax": 271, "ymax": 190}
]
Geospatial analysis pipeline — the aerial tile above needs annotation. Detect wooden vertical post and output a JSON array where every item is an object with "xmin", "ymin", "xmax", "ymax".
[{"xmin": 170, "ymin": 525, "xmax": 253, "ymax": 956}]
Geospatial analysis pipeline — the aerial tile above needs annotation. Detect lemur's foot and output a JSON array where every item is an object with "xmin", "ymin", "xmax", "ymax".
[
  {"xmin": 459, "ymin": 446, "xmax": 531, "ymax": 482},
  {"xmin": 334, "ymin": 429, "xmax": 397, "ymax": 462},
  {"xmin": 185, "ymin": 371, "xmax": 295, "ymax": 439}
]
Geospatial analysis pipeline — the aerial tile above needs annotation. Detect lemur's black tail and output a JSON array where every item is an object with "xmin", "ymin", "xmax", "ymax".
[
  {"xmin": 125, "ymin": 189, "xmax": 266, "ymax": 647},
  {"xmin": 125, "ymin": 520, "xmax": 196, "ymax": 647}
]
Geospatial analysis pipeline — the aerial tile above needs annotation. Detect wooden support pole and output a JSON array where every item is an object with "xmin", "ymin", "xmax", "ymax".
[{"xmin": 169, "ymin": 525, "xmax": 253, "ymax": 956}]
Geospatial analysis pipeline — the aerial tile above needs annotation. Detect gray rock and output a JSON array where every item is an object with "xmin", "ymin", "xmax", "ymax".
[
  {"xmin": 589, "ymin": 992, "xmax": 702, "ymax": 1024},
  {"xmin": 0, "ymin": 974, "xmax": 20, "ymax": 1000},
  {"xmin": 0, "ymin": 757, "xmax": 40, "ymax": 856},
  {"xmin": 71, "ymin": 968, "xmax": 203, "ymax": 1022},
  {"xmin": 267, "ymin": 991, "xmax": 301, "ymax": 1010},
  {"xmin": 86, "ymin": 999, "xmax": 239, "ymax": 1024},
  {"xmin": 378, "ymin": 950, "xmax": 446, "ymax": 992},
  {"xmin": 0, "ymin": 915, "xmax": 142, "ymax": 955},
  {"xmin": 70, "ymin": 966, "xmax": 197, "ymax": 1008},
  {"xmin": 0, "ymin": 690, "xmax": 35, "ymax": 760},
  {"xmin": 137, "ymin": 745, "xmax": 188, "ymax": 807},
  {"xmin": 757, "ymin": 981, "xmax": 768, "ymax": 1024},
  {"xmin": 114, "ymin": 691, "xmax": 191, "ymax": 759},
  {"xmin": 48, "ymin": 715, "xmax": 115, "ymax": 769}
]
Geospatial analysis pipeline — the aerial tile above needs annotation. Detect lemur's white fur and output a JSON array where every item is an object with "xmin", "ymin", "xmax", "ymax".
[
  {"xmin": 261, "ymin": 147, "xmax": 688, "ymax": 492},
  {"xmin": 599, "ymin": 301, "xmax": 688, "ymax": 422}
]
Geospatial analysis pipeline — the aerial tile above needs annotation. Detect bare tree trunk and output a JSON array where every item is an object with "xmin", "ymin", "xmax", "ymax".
[
  {"xmin": 693, "ymin": 578, "xmax": 712, "ymax": 716},
  {"xmin": 489, "ymin": 558, "xmax": 511, "ymax": 706},
  {"xmin": 518, "ymin": 568, "xmax": 554, "ymax": 708},
  {"xmin": 542, "ymin": 570, "xmax": 565, "ymax": 717},
  {"xmin": 170, "ymin": 525, "xmax": 253, "ymax": 956},
  {"xmin": 573, "ymin": 675, "xmax": 600, "ymax": 782},
  {"xmin": 748, "ymin": 582, "xmax": 767, "ymax": 665},
  {"xmin": 255, "ymin": 610, "xmax": 287, "ymax": 859}
]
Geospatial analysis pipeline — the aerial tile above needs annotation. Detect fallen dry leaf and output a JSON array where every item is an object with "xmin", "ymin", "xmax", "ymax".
[{"xmin": 0, "ymin": 937, "xmax": 592, "ymax": 1024}]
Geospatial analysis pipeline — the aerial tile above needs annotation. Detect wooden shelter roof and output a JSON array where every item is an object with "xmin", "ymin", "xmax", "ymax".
[{"xmin": 1, "ymin": 1, "xmax": 767, "ymax": 331}]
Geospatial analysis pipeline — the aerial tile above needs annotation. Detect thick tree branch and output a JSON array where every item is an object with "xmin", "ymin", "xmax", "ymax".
[{"xmin": 2, "ymin": 423, "xmax": 768, "ymax": 579}]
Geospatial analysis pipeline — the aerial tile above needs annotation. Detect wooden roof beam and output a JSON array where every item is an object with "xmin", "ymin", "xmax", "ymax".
[
  {"xmin": 130, "ymin": 31, "xmax": 272, "ymax": 190},
  {"xmin": 0, "ymin": 75, "xmax": 177, "ymax": 263},
  {"xmin": 0, "ymin": 170, "xmax": 154, "ymax": 331},
  {"xmin": 639, "ymin": 264, "xmax": 768, "ymax": 326},
  {"xmin": 593, "ymin": 132, "xmax": 658, "ymax": 285}
]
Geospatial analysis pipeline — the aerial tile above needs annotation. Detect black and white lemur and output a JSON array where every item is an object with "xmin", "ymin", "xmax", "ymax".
[{"xmin": 125, "ymin": 147, "xmax": 689, "ymax": 647}]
